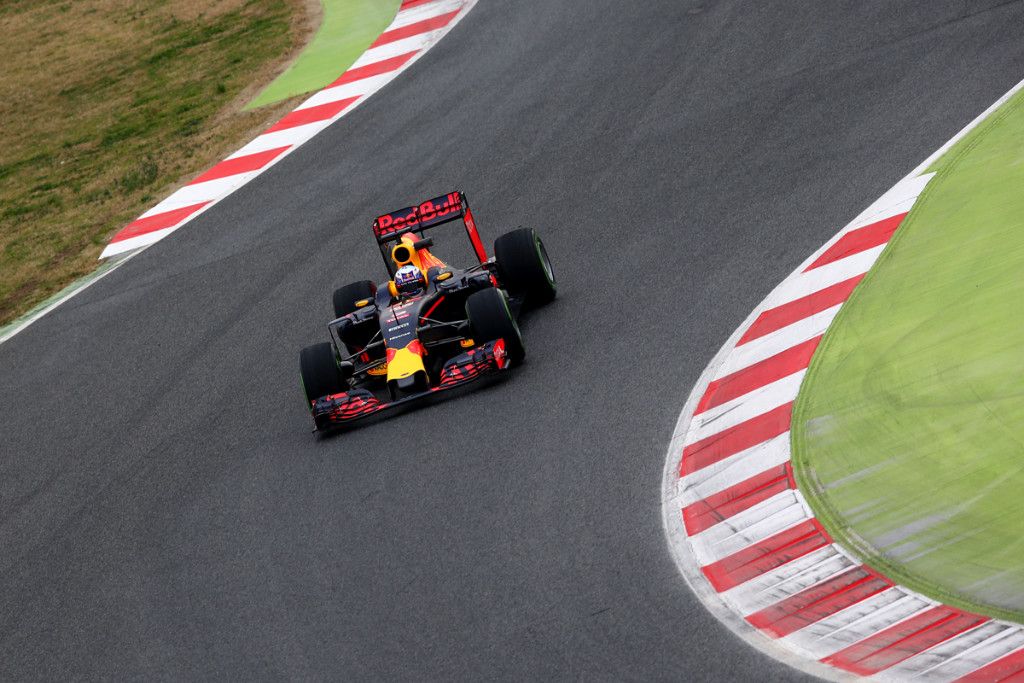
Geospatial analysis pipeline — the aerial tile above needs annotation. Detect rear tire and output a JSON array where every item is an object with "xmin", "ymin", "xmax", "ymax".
[
  {"xmin": 465, "ymin": 288, "xmax": 525, "ymax": 364},
  {"xmin": 332, "ymin": 280, "xmax": 376, "ymax": 319},
  {"xmin": 300, "ymin": 342, "xmax": 344, "ymax": 406},
  {"xmin": 494, "ymin": 227, "xmax": 556, "ymax": 307}
]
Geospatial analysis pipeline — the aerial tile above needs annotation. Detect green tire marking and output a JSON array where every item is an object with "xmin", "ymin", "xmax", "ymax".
[
  {"xmin": 248, "ymin": 0, "xmax": 402, "ymax": 109},
  {"xmin": 793, "ymin": 87, "xmax": 1024, "ymax": 623}
]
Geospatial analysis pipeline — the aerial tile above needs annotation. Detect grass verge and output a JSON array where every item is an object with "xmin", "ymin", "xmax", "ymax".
[
  {"xmin": 247, "ymin": 0, "xmax": 400, "ymax": 109},
  {"xmin": 792, "ymin": 87, "xmax": 1024, "ymax": 623},
  {"xmin": 0, "ymin": 0, "xmax": 310, "ymax": 326}
]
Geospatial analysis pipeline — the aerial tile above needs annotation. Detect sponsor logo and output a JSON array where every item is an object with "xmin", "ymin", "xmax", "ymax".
[
  {"xmin": 375, "ymin": 206, "xmax": 420, "ymax": 236},
  {"xmin": 373, "ymin": 192, "xmax": 463, "ymax": 237},
  {"xmin": 367, "ymin": 365, "xmax": 388, "ymax": 376},
  {"xmin": 417, "ymin": 192, "xmax": 462, "ymax": 228}
]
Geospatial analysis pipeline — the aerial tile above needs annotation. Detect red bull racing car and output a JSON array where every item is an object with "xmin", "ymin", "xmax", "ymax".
[{"xmin": 299, "ymin": 191, "xmax": 556, "ymax": 431}]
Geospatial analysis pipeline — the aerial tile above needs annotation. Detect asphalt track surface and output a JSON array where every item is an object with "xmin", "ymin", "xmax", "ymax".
[{"xmin": 2, "ymin": 1, "xmax": 1023, "ymax": 679}]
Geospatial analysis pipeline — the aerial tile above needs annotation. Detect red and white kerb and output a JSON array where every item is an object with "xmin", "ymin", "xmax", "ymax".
[{"xmin": 663, "ymin": 168, "xmax": 1024, "ymax": 682}]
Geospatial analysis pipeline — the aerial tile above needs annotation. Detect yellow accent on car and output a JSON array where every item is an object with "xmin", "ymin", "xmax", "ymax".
[
  {"xmin": 386, "ymin": 234, "xmax": 451, "ymax": 297},
  {"xmin": 436, "ymin": 271, "xmax": 453, "ymax": 281},
  {"xmin": 355, "ymin": 298, "xmax": 372, "ymax": 308},
  {"xmin": 391, "ymin": 242, "xmax": 415, "ymax": 267},
  {"xmin": 460, "ymin": 338, "xmax": 475, "ymax": 348},
  {"xmin": 386, "ymin": 346, "xmax": 425, "ymax": 381},
  {"xmin": 367, "ymin": 364, "xmax": 387, "ymax": 376}
]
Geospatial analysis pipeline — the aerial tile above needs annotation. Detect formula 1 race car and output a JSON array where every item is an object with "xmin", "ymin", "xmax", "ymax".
[{"xmin": 299, "ymin": 191, "xmax": 556, "ymax": 431}]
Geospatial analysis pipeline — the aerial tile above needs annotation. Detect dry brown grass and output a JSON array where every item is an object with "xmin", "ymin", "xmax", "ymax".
[{"xmin": 0, "ymin": 0, "xmax": 314, "ymax": 324}]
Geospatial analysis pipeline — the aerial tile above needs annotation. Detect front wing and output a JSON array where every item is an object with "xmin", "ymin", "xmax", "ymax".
[{"xmin": 310, "ymin": 339, "xmax": 510, "ymax": 430}]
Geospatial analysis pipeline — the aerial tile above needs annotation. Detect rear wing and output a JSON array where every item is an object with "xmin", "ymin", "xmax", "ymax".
[{"xmin": 372, "ymin": 191, "xmax": 487, "ymax": 275}]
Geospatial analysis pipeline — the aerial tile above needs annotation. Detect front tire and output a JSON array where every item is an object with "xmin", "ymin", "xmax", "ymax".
[
  {"xmin": 300, "ymin": 342, "xmax": 344, "ymax": 407},
  {"xmin": 332, "ymin": 280, "xmax": 376, "ymax": 319},
  {"xmin": 494, "ymin": 227, "xmax": 556, "ymax": 307},
  {"xmin": 465, "ymin": 288, "xmax": 525, "ymax": 364},
  {"xmin": 333, "ymin": 280, "xmax": 379, "ymax": 356}
]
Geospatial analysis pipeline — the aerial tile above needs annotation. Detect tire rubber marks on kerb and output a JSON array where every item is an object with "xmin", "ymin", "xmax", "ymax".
[{"xmin": 682, "ymin": 463, "xmax": 795, "ymax": 535}]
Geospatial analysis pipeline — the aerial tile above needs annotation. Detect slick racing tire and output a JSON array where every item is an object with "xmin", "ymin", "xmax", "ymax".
[
  {"xmin": 466, "ymin": 288, "xmax": 525, "ymax": 364},
  {"xmin": 494, "ymin": 227, "xmax": 556, "ymax": 307},
  {"xmin": 332, "ymin": 280, "xmax": 379, "ymax": 356},
  {"xmin": 300, "ymin": 342, "xmax": 345, "ymax": 407},
  {"xmin": 332, "ymin": 280, "xmax": 377, "ymax": 319}
]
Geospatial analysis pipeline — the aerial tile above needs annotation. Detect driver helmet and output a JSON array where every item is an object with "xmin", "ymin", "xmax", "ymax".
[{"xmin": 394, "ymin": 264, "xmax": 426, "ymax": 297}]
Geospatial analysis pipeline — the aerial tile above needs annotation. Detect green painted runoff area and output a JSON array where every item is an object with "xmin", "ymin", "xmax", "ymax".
[
  {"xmin": 247, "ymin": 0, "xmax": 401, "ymax": 109},
  {"xmin": 793, "ymin": 88, "xmax": 1024, "ymax": 623}
]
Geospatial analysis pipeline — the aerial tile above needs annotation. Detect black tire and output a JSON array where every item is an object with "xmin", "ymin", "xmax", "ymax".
[
  {"xmin": 494, "ymin": 227, "xmax": 556, "ymax": 306},
  {"xmin": 465, "ymin": 288, "xmax": 525, "ymax": 363},
  {"xmin": 299, "ymin": 342, "xmax": 344, "ymax": 406},
  {"xmin": 332, "ymin": 280, "xmax": 377, "ymax": 319}
]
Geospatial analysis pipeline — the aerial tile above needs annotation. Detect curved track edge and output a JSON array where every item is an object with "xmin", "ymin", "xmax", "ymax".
[{"xmin": 661, "ymin": 77, "xmax": 1024, "ymax": 682}]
